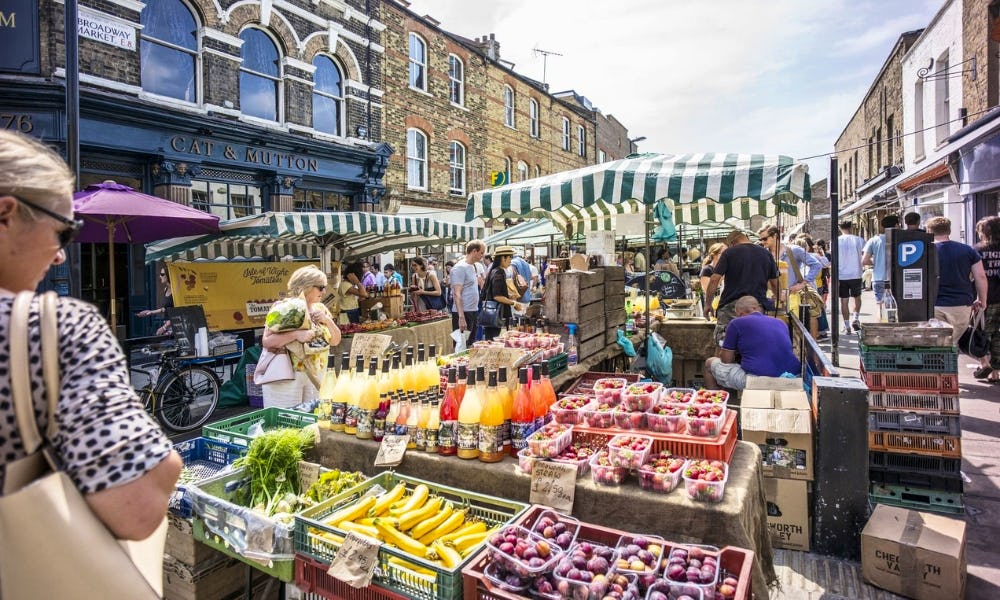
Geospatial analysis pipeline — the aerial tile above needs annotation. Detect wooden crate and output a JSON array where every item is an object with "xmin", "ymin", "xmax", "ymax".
[
  {"xmin": 606, "ymin": 309, "xmax": 627, "ymax": 345},
  {"xmin": 361, "ymin": 295, "xmax": 403, "ymax": 319},
  {"xmin": 545, "ymin": 271, "xmax": 606, "ymax": 323},
  {"xmin": 579, "ymin": 335, "xmax": 607, "ymax": 361},
  {"xmin": 659, "ymin": 320, "xmax": 717, "ymax": 360},
  {"xmin": 166, "ymin": 514, "xmax": 226, "ymax": 567},
  {"xmin": 162, "ymin": 554, "xmax": 246, "ymax": 600}
]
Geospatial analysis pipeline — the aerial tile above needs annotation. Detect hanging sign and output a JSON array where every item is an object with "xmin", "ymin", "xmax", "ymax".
[{"xmin": 326, "ymin": 531, "xmax": 381, "ymax": 588}]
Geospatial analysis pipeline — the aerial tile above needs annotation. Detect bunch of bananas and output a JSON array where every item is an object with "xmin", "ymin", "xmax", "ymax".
[{"xmin": 311, "ymin": 482, "xmax": 498, "ymax": 574}]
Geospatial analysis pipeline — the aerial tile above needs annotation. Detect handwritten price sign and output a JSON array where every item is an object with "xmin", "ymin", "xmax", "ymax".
[
  {"xmin": 374, "ymin": 434, "xmax": 410, "ymax": 467},
  {"xmin": 529, "ymin": 460, "xmax": 577, "ymax": 512},
  {"xmin": 350, "ymin": 333, "xmax": 392, "ymax": 366},
  {"xmin": 327, "ymin": 531, "xmax": 381, "ymax": 588}
]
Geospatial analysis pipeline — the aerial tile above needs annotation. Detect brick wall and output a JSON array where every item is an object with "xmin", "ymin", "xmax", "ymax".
[{"xmin": 962, "ymin": 0, "xmax": 996, "ymax": 122}]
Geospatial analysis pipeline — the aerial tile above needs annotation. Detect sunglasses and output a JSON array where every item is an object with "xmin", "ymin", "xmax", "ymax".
[
  {"xmin": 160, "ymin": 272, "xmax": 167, "ymax": 277},
  {"xmin": 17, "ymin": 196, "xmax": 83, "ymax": 248},
  {"xmin": 316, "ymin": 285, "xmax": 326, "ymax": 291}
]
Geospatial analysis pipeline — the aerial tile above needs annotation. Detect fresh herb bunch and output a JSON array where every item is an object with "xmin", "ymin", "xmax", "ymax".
[{"xmin": 234, "ymin": 427, "xmax": 316, "ymax": 516}]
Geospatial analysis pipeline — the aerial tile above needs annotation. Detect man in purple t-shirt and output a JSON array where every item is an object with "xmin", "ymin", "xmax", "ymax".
[{"xmin": 704, "ymin": 296, "xmax": 801, "ymax": 390}]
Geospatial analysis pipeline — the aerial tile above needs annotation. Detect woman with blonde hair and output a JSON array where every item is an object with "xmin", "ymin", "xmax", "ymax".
[
  {"xmin": 0, "ymin": 130, "xmax": 181, "ymax": 549},
  {"xmin": 699, "ymin": 242, "xmax": 727, "ymax": 311},
  {"xmin": 262, "ymin": 265, "xmax": 342, "ymax": 408}
]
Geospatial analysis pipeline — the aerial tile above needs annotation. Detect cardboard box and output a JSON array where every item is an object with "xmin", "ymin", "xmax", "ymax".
[
  {"xmin": 763, "ymin": 477, "xmax": 810, "ymax": 551},
  {"xmin": 741, "ymin": 390, "xmax": 813, "ymax": 480},
  {"xmin": 861, "ymin": 504, "xmax": 967, "ymax": 600}
]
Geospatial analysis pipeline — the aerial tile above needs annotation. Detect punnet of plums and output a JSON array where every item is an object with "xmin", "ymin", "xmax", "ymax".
[{"xmin": 551, "ymin": 541, "xmax": 616, "ymax": 599}]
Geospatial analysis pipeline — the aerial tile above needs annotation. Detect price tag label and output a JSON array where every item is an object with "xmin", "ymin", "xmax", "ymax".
[
  {"xmin": 529, "ymin": 460, "xmax": 577, "ymax": 512},
  {"xmin": 297, "ymin": 460, "xmax": 321, "ymax": 491},
  {"xmin": 374, "ymin": 434, "xmax": 410, "ymax": 467},
  {"xmin": 350, "ymin": 333, "xmax": 393, "ymax": 366},
  {"xmin": 469, "ymin": 347, "xmax": 526, "ymax": 376},
  {"xmin": 326, "ymin": 531, "xmax": 381, "ymax": 588}
]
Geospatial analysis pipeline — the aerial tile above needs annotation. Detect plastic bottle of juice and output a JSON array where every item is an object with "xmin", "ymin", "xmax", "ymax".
[
  {"xmin": 530, "ymin": 367, "xmax": 547, "ymax": 431},
  {"xmin": 373, "ymin": 392, "xmax": 389, "ymax": 442},
  {"xmin": 417, "ymin": 393, "xmax": 432, "ymax": 451},
  {"xmin": 425, "ymin": 397, "xmax": 441, "ymax": 453},
  {"xmin": 511, "ymin": 367, "xmax": 534, "ymax": 453},
  {"xmin": 479, "ymin": 370, "xmax": 505, "ymax": 463},
  {"xmin": 356, "ymin": 358, "xmax": 379, "ymax": 439},
  {"xmin": 498, "ymin": 367, "xmax": 513, "ymax": 455},
  {"xmin": 328, "ymin": 353, "xmax": 351, "ymax": 432},
  {"xmin": 457, "ymin": 368, "xmax": 481, "ymax": 459},
  {"xmin": 438, "ymin": 368, "xmax": 459, "ymax": 456},
  {"xmin": 344, "ymin": 355, "xmax": 365, "ymax": 435}
]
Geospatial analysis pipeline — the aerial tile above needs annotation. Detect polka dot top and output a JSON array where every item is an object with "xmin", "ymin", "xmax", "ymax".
[{"xmin": 0, "ymin": 296, "xmax": 173, "ymax": 495}]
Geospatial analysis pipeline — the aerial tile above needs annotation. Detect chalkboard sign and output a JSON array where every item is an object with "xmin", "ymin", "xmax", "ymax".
[{"xmin": 166, "ymin": 306, "xmax": 208, "ymax": 357}]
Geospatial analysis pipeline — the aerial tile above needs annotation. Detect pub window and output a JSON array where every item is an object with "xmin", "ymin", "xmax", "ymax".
[
  {"xmin": 239, "ymin": 27, "xmax": 282, "ymax": 122},
  {"xmin": 293, "ymin": 189, "xmax": 351, "ymax": 212},
  {"xmin": 561, "ymin": 117, "xmax": 570, "ymax": 150},
  {"xmin": 140, "ymin": 0, "xmax": 199, "ymax": 102},
  {"xmin": 577, "ymin": 125, "xmax": 586, "ymax": 158},
  {"xmin": 312, "ymin": 55, "xmax": 344, "ymax": 136},
  {"xmin": 409, "ymin": 33, "xmax": 427, "ymax": 91},
  {"xmin": 190, "ymin": 181, "xmax": 262, "ymax": 220}
]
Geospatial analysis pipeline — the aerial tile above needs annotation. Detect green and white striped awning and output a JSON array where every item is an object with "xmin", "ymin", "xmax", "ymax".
[
  {"xmin": 467, "ymin": 153, "xmax": 811, "ymax": 232},
  {"xmin": 145, "ymin": 211, "xmax": 483, "ymax": 263}
]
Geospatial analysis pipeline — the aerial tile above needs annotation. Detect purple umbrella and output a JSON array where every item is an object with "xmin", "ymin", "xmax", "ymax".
[{"xmin": 72, "ymin": 180, "xmax": 220, "ymax": 328}]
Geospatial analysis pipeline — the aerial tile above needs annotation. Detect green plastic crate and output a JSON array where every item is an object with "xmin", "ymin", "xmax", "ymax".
[
  {"xmin": 203, "ymin": 407, "xmax": 318, "ymax": 448},
  {"xmin": 193, "ymin": 517, "xmax": 295, "ymax": 582},
  {"xmin": 294, "ymin": 472, "xmax": 528, "ymax": 600}
]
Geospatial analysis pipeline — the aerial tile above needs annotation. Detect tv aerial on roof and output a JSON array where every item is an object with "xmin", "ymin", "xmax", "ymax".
[{"xmin": 532, "ymin": 45, "xmax": 563, "ymax": 86}]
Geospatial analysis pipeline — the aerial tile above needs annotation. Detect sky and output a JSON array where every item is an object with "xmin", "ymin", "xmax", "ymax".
[{"xmin": 406, "ymin": 0, "xmax": 944, "ymax": 184}]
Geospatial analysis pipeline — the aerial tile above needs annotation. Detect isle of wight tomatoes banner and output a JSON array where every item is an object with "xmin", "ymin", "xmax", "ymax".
[{"xmin": 167, "ymin": 261, "xmax": 319, "ymax": 330}]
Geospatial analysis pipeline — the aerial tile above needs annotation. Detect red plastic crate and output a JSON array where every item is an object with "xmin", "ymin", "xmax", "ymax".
[
  {"xmin": 295, "ymin": 554, "xmax": 413, "ymax": 600},
  {"xmin": 868, "ymin": 431, "xmax": 962, "ymax": 458},
  {"xmin": 461, "ymin": 505, "xmax": 753, "ymax": 600},
  {"xmin": 571, "ymin": 410, "xmax": 738, "ymax": 461},
  {"xmin": 561, "ymin": 371, "xmax": 642, "ymax": 395},
  {"xmin": 860, "ymin": 365, "xmax": 959, "ymax": 394}
]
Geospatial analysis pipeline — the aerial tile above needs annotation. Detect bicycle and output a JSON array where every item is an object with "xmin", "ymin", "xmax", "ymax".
[{"xmin": 130, "ymin": 346, "xmax": 221, "ymax": 433}]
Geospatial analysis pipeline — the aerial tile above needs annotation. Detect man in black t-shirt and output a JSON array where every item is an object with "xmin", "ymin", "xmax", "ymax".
[{"xmin": 704, "ymin": 230, "xmax": 780, "ymax": 344}]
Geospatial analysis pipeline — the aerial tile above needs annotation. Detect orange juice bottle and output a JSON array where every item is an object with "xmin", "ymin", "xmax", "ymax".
[
  {"xmin": 478, "ymin": 371, "xmax": 505, "ymax": 463},
  {"xmin": 498, "ymin": 367, "xmax": 514, "ymax": 455},
  {"xmin": 457, "ymin": 368, "xmax": 481, "ymax": 459},
  {"xmin": 406, "ymin": 393, "xmax": 420, "ymax": 449},
  {"xmin": 511, "ymin": 367, "xmax": 534, "ymax": 453},
  {"xmin": 356, "ymin": 358, "xmax": 379, "ymax": 439},
  {"xmin": 344, "ymin": 355, "xmax": 365, "ymax": 435},
  {"xmin": 391, "ymin": 353, "xmax": 404, "ymax": 397},
  {"xmin": 316, "ymin": 354, "xmax": 337, "ymax": 430}
]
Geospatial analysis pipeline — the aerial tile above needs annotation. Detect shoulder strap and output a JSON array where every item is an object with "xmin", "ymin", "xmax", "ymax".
[
  {"xmin": 9, "ymin": 291, "xmax": 60, "ymax": 458},
  {"xmin": 784, "ymin": 246, "xmax": 806, "ymax": 286}
]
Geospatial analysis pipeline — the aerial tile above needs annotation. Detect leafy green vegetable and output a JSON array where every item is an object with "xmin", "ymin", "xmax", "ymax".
[
  {"xmin": 305, "ymin": 470, "xmax": 366, "ymax": 503},
  {"xmin": 234, "ymin": 427, "xmax": 315, "ymax": 516}
]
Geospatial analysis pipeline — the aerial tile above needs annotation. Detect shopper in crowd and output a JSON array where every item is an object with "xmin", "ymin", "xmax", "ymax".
[
  {"xmin": 441, "ymin": 260, "xmax": 454, "ymax": 310},
  {"xmin": 511, "ymin": 252, "xmax": 533, "ymax": 305},
  {"xmin": 482, "ymin": 254, "xmax": 493, "ymax": 273},
  {"xmin": 699, "ymin": 242, "xmax": 727, "ymax": 313},
  {"xmin": 373, "ymin": 263, "xmax": 387, "ymax": 288},
  {"xmin": 904, "ymin": 212, "xmax": 923, "ymax": 231},
  {"xmin": 528, "ymin": 257, "xmax": 540, "ymax": 292},
  {"xmin": 704, "ymin": 230, "xmax": 780, "ymax": 345},
  {"xmin": 339, "ymin": 262, "xmax": 368, "ymax": 324},
  {"xmin": 793, "ymin": 234, "xmax": 830, "ymax": 339},
  {"xmin": 361, "ymin": 261, "xmax": 376, "ymax": 289},
  {"xmin": 974, "ymin": 216, "xmax": 1000, "ymax": 381},
  {"xmin": 263, "ymin": 265, "xmax": 341, "ymax": 408},
  {"xmin": 136, "ymin": 264, "xmax": 175, "ymax": 336},
  {"xmin": 812, "ymin": 239, "xmax": 832, "ymax": 303},
  {"xmin": 383, "ymin": 263, "xmax": 404, "ymax": 288},
  {"xmin": 703, "ymin": 296, "xmax": 801, "ymax": 391},
  {"xmin": 759, "ymin": 224, "xmax": 822, "ymax": 309},
  {"xmin": 409, "ymin": 256, "xmax": 443, "ymax": 312},
  {"xmin": 0, "ymin": 129, "xmax": 181, "ymax": 541},
  {"xmin": 927, "ymin": 216, "xmax": 987, "ymax": 347},
  {"xmin": 451, "ymin": 240, "xmax": 485, "ymax": 341},
  {"xmin": 837, "ymin": 221, "xmax": 866, "ymax": 334},
  {"xmin": 654, "ymin": 247, "xmax": 681, "ymax": 277},
  {"xmin": 481, "ymin": 246, "xmax": 526, "ymax": 341},
  {"xmin": 862, "ymin": 214, "xmax": 900, "ymax": 308}
]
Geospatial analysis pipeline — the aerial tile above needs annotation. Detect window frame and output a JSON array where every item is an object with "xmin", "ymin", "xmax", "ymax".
[
  {"xmin": 504, "ymin": 157, "xmax": 512, "ymax": 184},
  {"xmin": 408, "ymin": 32, "xmax": 428, "ymax": 91},
  {"xmin": 529, "ymin": 98, "xmax": 539, "ymax": 138},
  {"xmin": 534, "ymin": 165, "xmax": 541, "ymax": 178},
  {"xmin": 139, "ymin": 0, "xmax": 200, "ymax": 103},
  {"xmin": 504, "ymin": 85, "xmax": 516, "ymax": 128},
  {"xmin": 238, "ymin": 27, "xmax": 283, "ymax": 122},
  {"xmin": 561, "ymin": 117, "xmax": 570, "ymax": 151},
  {"xmin": 449, "ymin": 140, "xmax": 466, "ymax": 196},
  {"xmin": 598, "ymin": 149, "xmax": 606, "ymax": 163},
  {"xmin": 935, "ymin": 52, "xmax": 950, "ymax": 146},
  {"xmin": 448, "ymin": 54, "xmax": 465, "ymax": 106},
  {"xmin": 577, "ymin": 125, "xmax": 586, "ymax": 158},
  {"xmin": 407, "ymin": 128, "xmax": 429, "ymax": 191},
  {"xmin": 312, "ymin": 54, "xmax": 345, "ymax": 136},
  {"xmin": 517, "ymin": 160, "xmax": 529, "ymax": 182}
]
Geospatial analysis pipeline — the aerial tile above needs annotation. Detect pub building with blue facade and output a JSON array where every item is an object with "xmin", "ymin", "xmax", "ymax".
[{"xmin": 0, "ymin": 0, "xmax": 391, "ymax": 335}]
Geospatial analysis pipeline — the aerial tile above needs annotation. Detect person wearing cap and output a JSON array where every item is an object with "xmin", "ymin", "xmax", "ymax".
[
  {"xmin": 703, "ymin": 230, "xmax": 780, "ymax": 345},
  {"xmin": 482, "ymin": 246, "xmax": 526, "ymax": 340}
]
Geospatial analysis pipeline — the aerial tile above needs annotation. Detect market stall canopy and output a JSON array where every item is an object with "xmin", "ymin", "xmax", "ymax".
[
  {"xmin": 484, "ymin": 217, "xmax": 742, "ymax": 247},
  {"xmin": 467, "ymin": 153, "xmax": 811, "ymax": 234},
  {"xmin": 145, "ymin": 211, "xmax": 483, "ymax": 264}
]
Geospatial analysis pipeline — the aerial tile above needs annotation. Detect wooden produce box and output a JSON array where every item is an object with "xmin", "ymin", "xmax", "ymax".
[
  {"xmin": 162, "ymin": 554, "xmax": 245, "ymax": 600},
  {"xmin": 544, "ymin": 270, "xmax": 606, "ymax": 324},
  {"xmin": 548, "ymin": 313, "xmax": 607, "ymax": 363},
  {"xmin": 360, "ymin": 295, "xmax": 403, "ymax": 320},
  {"xmin": 166, "ymin": 514, "xmax": 226, "ymax": 567},
  {"xmin": 659, "ymin": 320, "xmax": 717, "ymax": 360},
  {"xmin": 603, "ymin": 266, "xmax": 626, "ymax": 313},
  {"xmin": 606, "ymin": 308, "xmax": 626, "ymax": 345}
]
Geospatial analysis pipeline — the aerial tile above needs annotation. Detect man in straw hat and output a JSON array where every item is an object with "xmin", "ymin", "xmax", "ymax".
[{"xmin": 704, "ymin": 229, "xmax": 780, "ymax": 346}]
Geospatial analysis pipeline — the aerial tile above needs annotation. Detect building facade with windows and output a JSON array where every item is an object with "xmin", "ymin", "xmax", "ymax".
[{"xmin": 1, "ymin": 0, "xmax": 390, "ymax": 332}]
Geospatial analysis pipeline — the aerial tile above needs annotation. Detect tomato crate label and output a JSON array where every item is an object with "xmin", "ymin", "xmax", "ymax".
[
  {"xmin": 375, "ymin": 434, "xmax": 410, "ymax": 467},
  {"xmin": 327, "ymin": 531, "xmax": 380, "ymax": 588},
  {"xmin": 530, "ymin": 460, "xmax": 577, "ymax": 512}
]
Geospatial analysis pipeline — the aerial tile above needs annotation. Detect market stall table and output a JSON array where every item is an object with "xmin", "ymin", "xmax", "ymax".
[
  {"xmin": 330, "ymin": 317, "xmax": 453, "ymax": 362},
  {"xmin": 310, "ymin": 433, "xmax": 775, "ymax": 598}
]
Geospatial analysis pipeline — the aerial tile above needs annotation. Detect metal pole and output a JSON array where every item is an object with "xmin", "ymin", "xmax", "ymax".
[
  {"xmin": 65, "ymin": 0, "xmax": 82, "ymax": 300},
  {"xmin": 829, "ymin": 157, "xmax": 840, "ymax": 366},
  {"xmin": 644, "ymin": 203, "xmax": 650, "ymax": 348}
]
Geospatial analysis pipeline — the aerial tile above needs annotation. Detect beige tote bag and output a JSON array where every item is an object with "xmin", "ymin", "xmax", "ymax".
[{"xmin": 0, "ymin": 291, "xmax": 166, "ymax": 599}]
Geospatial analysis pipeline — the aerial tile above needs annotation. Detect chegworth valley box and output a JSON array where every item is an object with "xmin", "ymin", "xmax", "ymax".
[
  {"xmin": 740, "ymin": 390, "xmax": 813, "ymax": 480},
  {"xmin": 763, "ymin": 477, "xmax": 810, "ymax": 551}
]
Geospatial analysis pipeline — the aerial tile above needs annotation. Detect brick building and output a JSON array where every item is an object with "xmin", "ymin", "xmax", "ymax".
[
  {"xmin": 1, "ymin": 0, "xmax": 390, "ymax": 332},
  {"xmin": 380, "ymin": 0, "xmax": 632, "ymax": 219}
]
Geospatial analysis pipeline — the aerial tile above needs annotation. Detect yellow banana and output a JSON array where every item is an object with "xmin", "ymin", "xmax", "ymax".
[
  {"xmin": 369, "ymin": 482, "xmax": 406, "ymax": 517},
  {"xmin": 417, "ymin": 508, "xmax": 468, "ymax": 545},
  {"xmin": 435, "ymin": 520, "xmax": 486, "ymax": 545},
  {"xmin": 389, "ymin": 484, "xmax": 429, "ymax": 516},
  {"xmin": 323, "ymin": 495, "xmax": 376, "ymax": 527},
  {"xmin": 450, "ymin": 530, "xmax": 491, "ymax": 554},
  {"xmin": 409, "ymin": 502, "xmax": 454, "ymax": 539},
  {"xmin": 397, "ymin": 497, "xmax": 444, "ymax": 532},
  {"xmin": 430, "ymin": 540, "xmax": 463, "ymax": 569},
  {"xmin": 337, "ymin": 521, "xmax": 381, "ymax": 540},
  {"xmin": 373, "ymin": 518, "xmax": 428, "ymax": 557}
]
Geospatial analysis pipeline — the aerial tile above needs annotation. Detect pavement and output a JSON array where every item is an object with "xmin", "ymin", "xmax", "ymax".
[{"xmin": 771, "ymin": 289, "xmax": 1000, "ymax": 600}]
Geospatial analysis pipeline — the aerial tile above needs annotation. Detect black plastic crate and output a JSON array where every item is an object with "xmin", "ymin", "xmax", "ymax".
[
  {"xmin": 868, "ymin": 451, "xmax": 962, "ymax": 476},
  {"xmin": 869, "ymin": 467, "xmax": 964, "ymax": 493},
  {"xmin": 859, "ymin": 343, "xmax": 958, "ymax": 373},
  {"xmin": 867, "ymin": 410, "xmax": 962, "ymax": 435}
]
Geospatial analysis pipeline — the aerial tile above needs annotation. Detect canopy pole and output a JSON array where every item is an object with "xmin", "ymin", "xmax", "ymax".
[
  {"xmin": 644, "ymin": 203, "xmax": 651, "ymax": 350},
  {"xmin": 108, "ymin": 224, "xmax": 117, "ymax": 337}
]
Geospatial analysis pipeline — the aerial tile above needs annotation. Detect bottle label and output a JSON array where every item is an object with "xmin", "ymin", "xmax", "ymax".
[
  {"xmin": 330, "ymin": 402, "xmax": 346, "ymax": 426},
  {"xmin": 425, "ymin": 427, "xmax": 439, "ymax": 452},
  {"xmin": 478, "ymin": 424, "xmax": 503, "ymax": 455},
  {"xmin": 409, "ymin": 424, "xmax": 422, "ymax": 449},
  {"xmin": 394, "ymin": 422, "xmax": 408, "ymax": 436},
  {"xmin": 356, "ymin": 409, "xmax": 374, "ymax": 436},
  {"xmin": 438, "ymin": 421, "xmax": 457, "ymax": 449},
  {"xmin": 344, "ymin": 405, "xmax": 359, "ymax": 429},
  {"xmin": 502, "ymin": 419, "xmax": 511, "ymax": 449},
  {"xmin": 373, "ymin": 417, "xmax": 386, "ymax": 441},
  {"xmin": 457, "ymin": 422, "xmax": 479, "ymax": 451},
  {"xmin": 510, "ymin": 422, "xmax": 533, "ymax": 450}
]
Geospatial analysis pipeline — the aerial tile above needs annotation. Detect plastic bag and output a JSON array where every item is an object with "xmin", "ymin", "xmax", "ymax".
[
  {"xmin": 646, "ymin": 333, "xmax": 673, "ymax": 385},
  {"xmin": 452, "ymin": 329, "xmax": 469, "ymax": 352}
]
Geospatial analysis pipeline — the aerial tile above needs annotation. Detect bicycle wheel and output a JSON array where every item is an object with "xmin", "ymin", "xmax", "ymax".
[{"xmin": 154, "ymin": 365, "xmax": 221, "ymax": 433}]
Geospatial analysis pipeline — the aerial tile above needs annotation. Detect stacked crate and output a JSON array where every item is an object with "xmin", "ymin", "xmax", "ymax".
[
  {"xmin": 859, "ymin": 324, "xmax": 964, "ymax": 515},
  {"xmin": 604, "ymin": 266, "xmax": 627, "ymax": 346},
  {"xmin": 545, "ymin": 269, "xmax": 609, "ymax": 361}
]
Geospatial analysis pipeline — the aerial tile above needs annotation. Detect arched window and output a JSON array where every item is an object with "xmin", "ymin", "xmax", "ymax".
[
  {"xmin": 239, "ymin": 28, "xmax": 281, "ymax": 121},
  {"xmin": 449, "ymin": 55, "xmax": 464, "ymax": 106},
  {"xmin": 504, "ymin": 157, "xmax": 512, "ymax": 183},
  {"xmin": 140, "ymin": 0, "xmax": 198, "ymax": 102},
  {"xmin": 407, "ymin": 128, "xmax": 428, "ymax": 190},
  {"xmin": 534, "ymin": 165, "xmax": 541, "ymax": 179},
  {"xmin": 517, "ymin": 160, "xmax": 529, "ymax": 182},
  {"xmin": 529, "ymin": 99, "xmax": 539, "ymax": 138},
  {"xmin": 449, "ymin": 141, "xmax": 466, "ymax": 195},
  {"xmin": 504, "ymin": 86, "xmax": 515, "ymax": 128},
  {"xmin": 409, "ymin": 33, "xmax": 427, "ymax": 90},
  {"xmin": 313, "ymin": 55, "xmax": 343, "ymax": 135}
]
